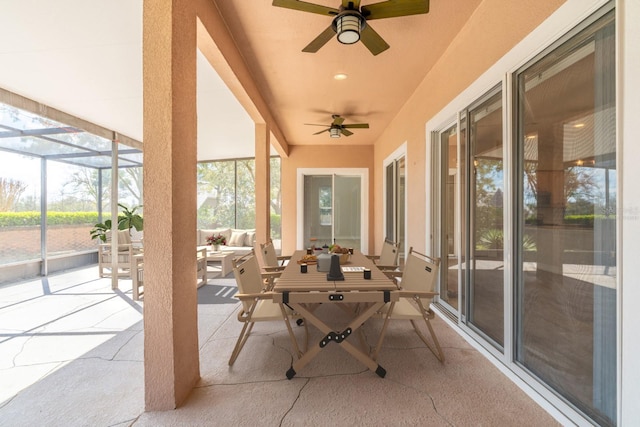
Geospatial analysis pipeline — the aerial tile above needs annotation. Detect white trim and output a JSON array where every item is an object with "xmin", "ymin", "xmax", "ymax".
[
  {"xmin": 382, "ymin": 142, "xmax": 407, "ymax": 257},
  {"xmin": 296, "ymin": 168, "xmax": 369, "ymax": 251},
  {"xmin": 619, "ymin": 0, "xmax": 640, "ymax": 424}
]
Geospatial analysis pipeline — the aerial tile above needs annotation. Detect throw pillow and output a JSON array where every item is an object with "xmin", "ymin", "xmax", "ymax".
[
  {"xmin": 229, "ymin": 230, "xmax": 246, "ymax": 247},
  {"xmin": 244, "ymin": 231, "xmax": 256, "ymax": 247}
]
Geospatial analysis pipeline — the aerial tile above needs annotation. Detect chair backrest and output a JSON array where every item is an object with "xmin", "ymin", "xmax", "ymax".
[
  {"xmin": 259, "ymin": 241, "xmax": 279, "ymax": 267},
  {"xmin": 379, "ymin": 240, "xmax": 400, "ymax": 266},
  {"xmin": 232, "ymin": 250, "xmax": 264, "ymax": 312},
  {"xmin": 400, "ymin": 247, "xmax": 440, "ymax": 297},
  {"xmin": 106, "ymin": 229, "xmax": 132, "ymax": 251}
]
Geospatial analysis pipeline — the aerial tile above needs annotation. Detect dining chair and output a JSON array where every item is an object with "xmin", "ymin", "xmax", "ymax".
[
  {"xmin": 370, "ymin": 247, "xmax": 445, "ymax": 362},
  {"xmin": 255, "ymin": 239, "xmax": 291, "ymax": 290},
  {"xmin": 98, "ymin": 229, "xmax": 143, "ymax": 279},
  {"xmin": 366, "ymin": 239, "xmax": 400, "ymax": 271},
  {"xmin": 229, "ymin": 250, "xmax": 307, "ymax": 366},
  {"xmin": 259, "ymin": 239, "xmax": 291, "ymax": 268}
]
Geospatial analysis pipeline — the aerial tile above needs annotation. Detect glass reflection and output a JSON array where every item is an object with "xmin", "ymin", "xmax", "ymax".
[{"xmin": 516, "ymin": 10, "xmax": 616, "ymax": 425}]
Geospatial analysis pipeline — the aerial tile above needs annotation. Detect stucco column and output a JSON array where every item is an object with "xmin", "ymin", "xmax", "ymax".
[
  {"xmin": 143, "ymin": 0, "xmax": 199, "ymax": 410},
  {"xmin": 255, "ymin": 123, "xmax": 270, "ymax": 244}
]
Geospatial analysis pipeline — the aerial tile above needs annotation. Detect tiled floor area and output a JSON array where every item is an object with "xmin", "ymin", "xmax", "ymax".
[{"xmin": 0, "ymin": 266, "xmax": 560, "ymax": 426}]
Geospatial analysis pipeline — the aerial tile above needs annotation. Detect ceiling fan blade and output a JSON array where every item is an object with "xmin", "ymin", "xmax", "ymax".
[
  {"xmin": 313, "ymin": 128, "xmax": 330, "ymax": 135},
  {"xmin": 302, "ymin": 25, "xmax": 336, "ymax": 53},
  {"xmin": 332, "ymin": 115, "xmax": 345, "ymax": 126},
  {"xmin": 272, "ymin": 0, "xmax": 339, "ymax": 16},
  {"xmin": 362, "ymin": 0, "xmax": 429, "ymax": 20},
  {"xmin": 342, "ymin": 123, "xmax": 370, "ymax": 129},
  {"xmin": 341, "ymin": 129, "xmax": 354, "ymax": 136},
  {"xmin": 360, "ymin": 25, "xmax": 390, "ymax": 56}
]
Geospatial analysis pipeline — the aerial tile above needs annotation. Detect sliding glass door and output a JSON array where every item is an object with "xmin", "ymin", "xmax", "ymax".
[
  {"xmin": 302, "ymin": 173, "xmax": 363, "ymax": 250},
  {"xmin": 467, "ymin": 87, "xmax": 505, "ymax": 348},
  {"xmin": 437, "ymin": 124, "xmax": 461, "ymax": 314},
  {"xmin": 431, "ymin": 4, "xmax": 616, "ymax": 425},
  {"xmin": 514, "ymin": 9, "xmax": 616, "ymax": 425}
]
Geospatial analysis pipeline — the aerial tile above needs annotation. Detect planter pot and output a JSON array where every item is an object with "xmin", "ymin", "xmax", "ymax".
[{"xmin": 211, "ymin": 244, "xmax": 221, "ymax": 252}]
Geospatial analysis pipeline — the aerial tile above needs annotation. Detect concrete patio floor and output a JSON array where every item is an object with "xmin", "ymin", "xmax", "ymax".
[{"xmin": 0, "ymin": 265, "xmax": 560, "ymax": 426}]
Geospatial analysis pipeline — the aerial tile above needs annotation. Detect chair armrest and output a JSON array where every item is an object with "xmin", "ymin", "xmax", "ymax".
[
  {"xmin": 398, "ymin": 290, "xmax": 438, "ymax": 299},
  {"xmin": 366, "ymin": 255, "xmax": 380, "ymax": 260},
  {"xmin": 235, "ymin": 292, "xmax": 274, "ymax": 301},
  {"xmin": 376, "ymin": 265, "xmax": 398, "ymax": 271},
  {"xmin": 261, "ymin": 271, "xmax": 282, "ymax": 291},
  {"xmin": 262, "ymin": 266, "xmax": 286, "ymax": 272},
  {"xmin": 261, "ymin": 271, "xmax": 282, "ymax": 279},
  {"xmin": 99, "ymin": 242, "xmax": 137, "ymax": 253},
  {"xmin": 383, "ymin": 271, "xmax": 403, "ymax": 279},
  {"xmin": 277, "ymin": 255, "xmax": 291, "ymax": 261}
]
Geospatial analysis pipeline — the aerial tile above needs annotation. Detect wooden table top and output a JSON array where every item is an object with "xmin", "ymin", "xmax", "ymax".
[{"xmin": 274, "ymin": 250, "xmax": 398, "ymax": 293}]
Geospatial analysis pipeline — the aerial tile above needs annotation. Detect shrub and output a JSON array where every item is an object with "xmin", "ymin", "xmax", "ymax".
[{"xmin": 0, "ymin": 211, "xmax": 99, "ymax": 227}]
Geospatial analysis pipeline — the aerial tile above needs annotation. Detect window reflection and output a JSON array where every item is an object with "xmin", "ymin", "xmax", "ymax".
[{"xmin": 516, "ymin": 10, "xmax": 616, "ymax": 425}]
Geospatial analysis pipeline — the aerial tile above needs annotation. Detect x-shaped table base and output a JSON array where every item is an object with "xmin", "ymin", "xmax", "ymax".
[{"xmin": 275, "ymin": 291, "xmax": 397, "ymax": 379}]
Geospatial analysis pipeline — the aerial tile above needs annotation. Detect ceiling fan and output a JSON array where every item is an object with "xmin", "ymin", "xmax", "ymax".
[
  {"xmin": 306, "ymin": 114, "xmax": 369, "ymax": 138},
  {"xmin": 272, "ymin": 0, "xmax": 430, "ymax": 55}
]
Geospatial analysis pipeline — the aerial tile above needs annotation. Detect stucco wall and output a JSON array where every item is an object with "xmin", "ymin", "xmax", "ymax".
[{"xmin": 371, "ymin": 0, "xmax": 566, "ymax": 255}]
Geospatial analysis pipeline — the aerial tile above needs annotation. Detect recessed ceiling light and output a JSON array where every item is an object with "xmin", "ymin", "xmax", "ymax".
[{"xmin": 334, "ymin": 73, "xmax": 348, "ymax": 80}]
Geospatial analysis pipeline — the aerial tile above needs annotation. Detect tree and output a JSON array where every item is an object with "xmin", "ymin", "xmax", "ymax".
[
  {"xmin": 197, "ymin": 161, "xmax": 237, "ymax": 227},
  {"xmin": 236, "ymin": 159, "xmax": 256, "ymax": 229},
  {"xmin": 270, "ymin": 157, "xmax": 281, "ymax": 215},
  {"xmin": 60, "ymin": 166, "xmax": 143, "ymax": 212},
  {"xmin": 0, "ymin": 178, "xmax": 27, "ymax": 211},
  {"xmin": 119, "ymin": 167, "xmax": 143, "ymax": 206}
]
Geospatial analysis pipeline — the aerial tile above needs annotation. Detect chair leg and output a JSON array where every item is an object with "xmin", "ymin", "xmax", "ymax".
[
  {"xmin": 280, "ymin": 303, "xmax": 306, "ymax": 358},
  {"xmin": 371, "ymin": 301, "xmax": 395, "ymax": 361},
  {"xmin": 228, "ymin": 321, "xmax": 255, "ymax": 366},
  {"xmin": 411, "ymin": 318, "xmax": 445, "ymax": 362}
]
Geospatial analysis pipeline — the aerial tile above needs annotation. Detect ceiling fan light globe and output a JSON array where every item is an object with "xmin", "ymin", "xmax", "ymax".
[
  {"xmin": 336, "ymin": 14, "xmax": 361, "ymax": 44},
  {"xmin": 329, "ymin": 128, "xmax": 341, "ymax": 138}
]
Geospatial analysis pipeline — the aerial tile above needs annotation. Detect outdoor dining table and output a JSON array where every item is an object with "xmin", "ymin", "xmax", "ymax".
[{"xmin": 272, "ymin": 249, "xmax": 399, "ymax": 379}]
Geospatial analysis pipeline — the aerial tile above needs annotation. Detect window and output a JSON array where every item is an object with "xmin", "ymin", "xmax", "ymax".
[
  {"xmin": 318, "ymin": 186, "xmax": 332, "ymax": 226},
  {"xmin": 197, "ymin": 157, "xmax": 282, "ymax": 233}
]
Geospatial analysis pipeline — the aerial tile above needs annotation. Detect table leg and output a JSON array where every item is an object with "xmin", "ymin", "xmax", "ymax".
[
  {"xmin": 221, "ymin": 255, "xmax": 232, "ymax": 276},
  {"xmin": 285, "ymin": 302, "xmax": 388, "ymax": 379}
]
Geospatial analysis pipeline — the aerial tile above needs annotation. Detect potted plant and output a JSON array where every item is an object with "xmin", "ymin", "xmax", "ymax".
[
  {"xmin": 206, "ymin": 233, "xmax": 226, "ymax": 251},
  {"xmin": 90, "ymin": 203, "xmax": 143, "ymax": 242}
]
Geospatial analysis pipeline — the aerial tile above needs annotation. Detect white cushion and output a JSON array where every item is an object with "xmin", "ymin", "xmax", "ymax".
[
  {"xmin": 244, "ymin": 231, "xmax": 256, "ymax": 247},
  {"xmin": 228, "ymin": 230, "xmax": 247, "ymax": 247},
  {"xmin": 106, "ymin": 230, "xmax": 132, "ymax": 251}
]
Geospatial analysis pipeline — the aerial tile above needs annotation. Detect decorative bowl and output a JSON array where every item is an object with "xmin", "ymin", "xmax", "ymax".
[{"xmin": 336, "ymin": 253, "xmax": 350, "ymax": 265}]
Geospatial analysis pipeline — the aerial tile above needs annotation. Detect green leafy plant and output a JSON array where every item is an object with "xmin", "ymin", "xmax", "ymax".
[
  {"xmin": 90, "ymin": 219, "xmax": 114, "ymax": 243},
  {"xmin": 477, "ymin": 228, "xmax": 504, "ymax": 250},
  {"xmin": 89, "ymin": 203, "xmax": 143, "ymax": 242},
  {"xmin": 477, "ymin": 228, "xmax": 536, "ymax": 251},
  {"xmin": 117, "ymin": 204, "xmax": 144, "ymax": 232}
]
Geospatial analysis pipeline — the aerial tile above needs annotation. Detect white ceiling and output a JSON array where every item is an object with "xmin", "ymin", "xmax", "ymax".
[{"xmin": 0, "ymin": 0, "xmax": 256, "ymax": 161}]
